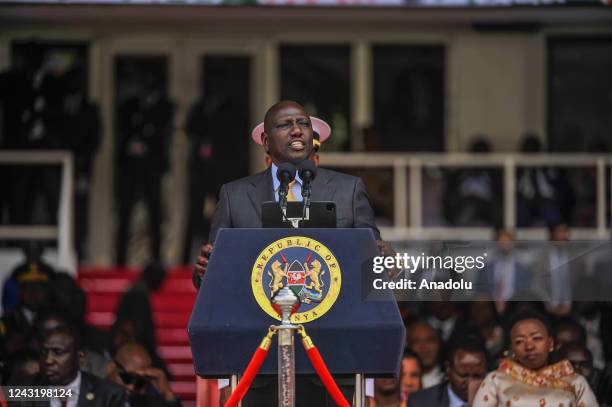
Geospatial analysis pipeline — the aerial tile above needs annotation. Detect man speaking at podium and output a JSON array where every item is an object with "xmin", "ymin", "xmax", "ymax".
[
  {"xmin": 193, "ymin": 100, "xmax": 382, "ymax": 287},
  {"xmin": 192, "ymin": 100, "xmax": 386, "ymax": 406}
]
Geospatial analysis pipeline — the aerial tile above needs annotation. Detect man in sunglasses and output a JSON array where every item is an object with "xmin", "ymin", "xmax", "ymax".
[
  {"xmin": 39, "ymin": 326, "xmax": 125, "ymax": 407},
  {"xmin": 107, "ymin": 342, "xmax": 180, "ymax": 407}
]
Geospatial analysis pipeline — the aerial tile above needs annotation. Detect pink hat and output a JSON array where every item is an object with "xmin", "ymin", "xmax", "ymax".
[{"xmin": 251, "ymin": 116, "xmax": 331, "ymax": 145}]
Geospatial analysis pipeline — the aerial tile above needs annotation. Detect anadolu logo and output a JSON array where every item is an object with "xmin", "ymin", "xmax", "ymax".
[{"xmin": 251, "ymin": 236, "xmax": 341, "ymax": 323}]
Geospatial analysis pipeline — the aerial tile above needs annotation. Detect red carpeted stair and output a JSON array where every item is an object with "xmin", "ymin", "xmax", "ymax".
[{"xmin": 78, "ymin": 266, "xmax": 199, "ymax": 405}]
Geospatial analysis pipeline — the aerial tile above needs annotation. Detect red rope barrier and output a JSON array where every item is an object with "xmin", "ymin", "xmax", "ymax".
[
  {"xmin": 298, "ymin": 326, "xmax": 351, "ymax": 407},
  {"xmin": 223, "ymin": 328, "xmax": 276, "ymax": 407}
]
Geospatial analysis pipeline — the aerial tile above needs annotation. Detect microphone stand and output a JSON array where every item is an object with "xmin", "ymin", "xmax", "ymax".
[
  {"xmin": 279, "ymin": 181, "xmax": 290, "ymax": 219},
  {"xmin": 301, "ymin": 180, "xmax": 312, "ymax": 223}
]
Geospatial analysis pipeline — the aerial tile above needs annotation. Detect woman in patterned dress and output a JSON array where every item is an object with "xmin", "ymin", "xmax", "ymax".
[{"xmin": 473, "ymin": 310, "xmax": 598, "ymax": 407}]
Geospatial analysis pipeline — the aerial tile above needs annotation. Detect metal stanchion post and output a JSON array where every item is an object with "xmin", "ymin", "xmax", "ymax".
[
  {"xmin": 273, "ymin": 287, "xmax": 299, "ymax": 407},
  {"xmin": 355, "ymin": 374, "xmax": 365, "ymax": 407},
  {"xmin": 230, "ymin": 375, "xmax": 241, "ymax": 407}
]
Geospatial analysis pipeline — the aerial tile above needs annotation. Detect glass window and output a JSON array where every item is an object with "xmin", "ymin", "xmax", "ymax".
[
  {"xmin": 280, "ymin": 44, "xmax": 351, "ymax": 151},
  {"xmin": 372, "ymin": 44, "xmax": 445, "ymax": 152},
  {"xmin": 548, "ymin": 37, "xmax": 612, "ymax": 153}
]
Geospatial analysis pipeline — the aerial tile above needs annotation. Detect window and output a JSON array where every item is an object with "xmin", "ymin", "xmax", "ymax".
[
  {"xmin": 372, "ymin": 45, "xmax": 445, "ymax": 152},
  {"xmin": 280, "ymin": 45, "xmax": 351, "ymax": 151}
]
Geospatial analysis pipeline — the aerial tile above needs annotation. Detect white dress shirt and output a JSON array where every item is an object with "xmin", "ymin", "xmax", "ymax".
[{"xmin": 50, "ymin": 371, "xmax": 81, "ymax": 407}]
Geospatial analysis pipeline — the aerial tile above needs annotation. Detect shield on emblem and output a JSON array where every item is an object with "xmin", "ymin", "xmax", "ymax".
[{"xmin": 286, "ymin": 259, "xmax": 305, "ymax": 296}]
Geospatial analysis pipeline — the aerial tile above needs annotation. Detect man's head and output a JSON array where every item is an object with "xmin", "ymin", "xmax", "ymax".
[
  {"xmin": 406, "ymin": 321, "xmax": 440, "ymax": 372},
  {"xmin": 108, "ymin": 343, "xmax": 152, "ymax": 396},
  {"xmin": 373, "ymin": 377, "xmax": 400, "ymax": 399},
  {"xmin": 40, "ymin": 326, "xmax": 83, "ymax": 386},
  {"xmin": 561, "ymin": 342, "xmax": 594, "ymax": 379},
  {"xmin": 16, "ymin": 262, "xmax": 51, "ymax": 312},
  {"xmin": 549, "ymin": 222, "xmax": 569, "ymax": 242},
  {"xmin": 554, "ymin": 318, "xmax": 586, "ymax": 351},
  {"xmin": 495, "ymin": 228, "xmax": 515, "ymax": 254},
  {"xmin": 262, "ymin": 101, "xmax": 313, "ymax": 166},
  {"xmin": 445, "ymin": 336, "xmax": 488, "ymax": 402}
]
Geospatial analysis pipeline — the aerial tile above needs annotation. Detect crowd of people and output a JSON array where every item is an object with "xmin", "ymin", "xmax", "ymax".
[
  {"xmin": 364, "ymin": 302, "xmax": 612, "ymax": 406},
  {"xmin": 364, "ymin": 292, "xmax": 612, "ymax": 406},
  {"xmin": 0, "ymin": 247, "xmax": 181, "ymax": 406}
]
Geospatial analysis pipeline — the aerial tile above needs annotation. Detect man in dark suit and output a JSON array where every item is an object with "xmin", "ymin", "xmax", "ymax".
[
  {"xmin": 36, "ymin": 326, "xmax": 126, "ymax": 407},
  {"xmin": 407, "ymin": 335, "xmax": 488, "ymax": 407},
  {"xmin": 192, "ymin": 100, "xmax": 385, "ymax": 406},
  {"xmin": 192, "ymin": 100, "xmax": 382, "ymax": 288}
]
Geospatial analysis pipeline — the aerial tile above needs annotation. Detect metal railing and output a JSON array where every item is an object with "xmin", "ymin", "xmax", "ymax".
[
  {"xmin": 320, "ymin": 153, "xmax": 612, "ymax": 241},
  {"xmin": 0, "ymin": 150, "xmax": 76, "ymax": 274}
]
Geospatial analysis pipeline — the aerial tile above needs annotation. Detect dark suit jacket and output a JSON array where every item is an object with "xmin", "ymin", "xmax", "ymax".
[
  {"xmin": 406, "ymin": 382, "xmax": 450, "ymax": 407},
  {"xmin": 17, "ymin": 371, "xmax": 125, "ymax": 407},
  {"xmin": 77, "ymin": 372, "xmax": 125, "ymax": 407},
  {"xmin": 193, "ymin": 166, "xmax": 380, "ymax": 288}
]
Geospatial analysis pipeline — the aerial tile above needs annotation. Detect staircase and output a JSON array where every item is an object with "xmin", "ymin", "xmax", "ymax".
[{"xmin": 78, "ymin": 266, "xmax": 209, "ymax": 406}]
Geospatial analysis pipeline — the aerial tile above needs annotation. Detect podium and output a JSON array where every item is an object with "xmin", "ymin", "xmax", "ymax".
[{"xmin": 187, "ymin": 228, "xmax": 405, "ymax": 383}]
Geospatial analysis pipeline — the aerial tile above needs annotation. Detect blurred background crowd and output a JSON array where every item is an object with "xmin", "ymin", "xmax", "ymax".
[{"xmin": 0, "ymin": 1, "xmax": 611, "ymax": 406}]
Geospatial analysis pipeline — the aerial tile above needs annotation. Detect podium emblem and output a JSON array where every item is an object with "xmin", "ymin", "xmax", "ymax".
[{"xmin": 251, "ymin": 236, "xmax": 341, "ymax": 323}]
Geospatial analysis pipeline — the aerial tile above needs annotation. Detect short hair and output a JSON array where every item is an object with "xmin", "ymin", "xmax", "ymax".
[
  {"xmin": 407, "ymin": 320, "xmax": 437, "ymax": 335},
  {"xmin": 263, "ymin": 100, "xmax": 303, "ymax": 134},
  {"xmin": 555, "ymin": 318, "xmax": 587, "ymax": 345},
  {"xmin": 43, "ymin": 325, "xmax": 82, "ymax": 351},
  {"xmin": 507, "ymin": 308, "xmax": 553, "ymax": 338},
  {"xmin": 547, "ymin": 221, "xmax": 568, "ymax": 238},
  {"xmin": 446, "ymin": 334, "xmax": 487, "ymax": 366},
  {"xmin": 403, "ymin": 348, "xmax": 423, "ymax": 369}
]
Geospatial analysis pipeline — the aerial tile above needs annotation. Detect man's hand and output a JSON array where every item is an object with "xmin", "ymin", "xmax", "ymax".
[
  {"xmin": 194, "ymin": 243, "xmax": 213, "ymax": 281},
  {"xmin": 137, "ymin": 367, "xmax": 175, "ymax": 401},
  {"xmin": 376, "ymin": 240, "xmax": 400, "ymax": 279}
]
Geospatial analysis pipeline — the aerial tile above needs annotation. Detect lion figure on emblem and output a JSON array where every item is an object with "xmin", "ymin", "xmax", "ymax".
[
  {"xmin": 304, "ymin": 259, "xmax": 325, "ymax": 293},
  {"xmin": 268, "ymin": 259, "xmax": 287, "ymax": 296}
]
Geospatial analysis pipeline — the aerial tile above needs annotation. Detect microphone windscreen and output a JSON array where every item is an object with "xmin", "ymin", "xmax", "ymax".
[
  {"xmin": 277, "ymin": 162, "xmax": 297, "ymax": 182},
  {"xmin": 298, "ymin": 159, "xmax": 317, "ymax": 181}
]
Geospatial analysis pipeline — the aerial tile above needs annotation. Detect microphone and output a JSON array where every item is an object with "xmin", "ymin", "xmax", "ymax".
[
  {"xmin": 277, "ymin": 162, "xmax": 296, "ymax": 212},
  {"xmin": 298, "ymin": 160, "xmax": 317, "ymax": 219}
]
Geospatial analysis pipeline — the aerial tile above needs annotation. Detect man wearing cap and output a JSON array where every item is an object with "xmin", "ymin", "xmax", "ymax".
[
  {"xmin": 192, "ymin": 100, "xmax": 393, "ymax": 406},
  {"xmin": 192, "ymin": 100, "xmax": 381, "ymax": 287},
  {"xmin": 1, "ymin": 259, "xmax": 53, "ymax": 337},
  {"xmin": 263, "ymin": 117, "xmax": 327, "ymax": 167}
]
